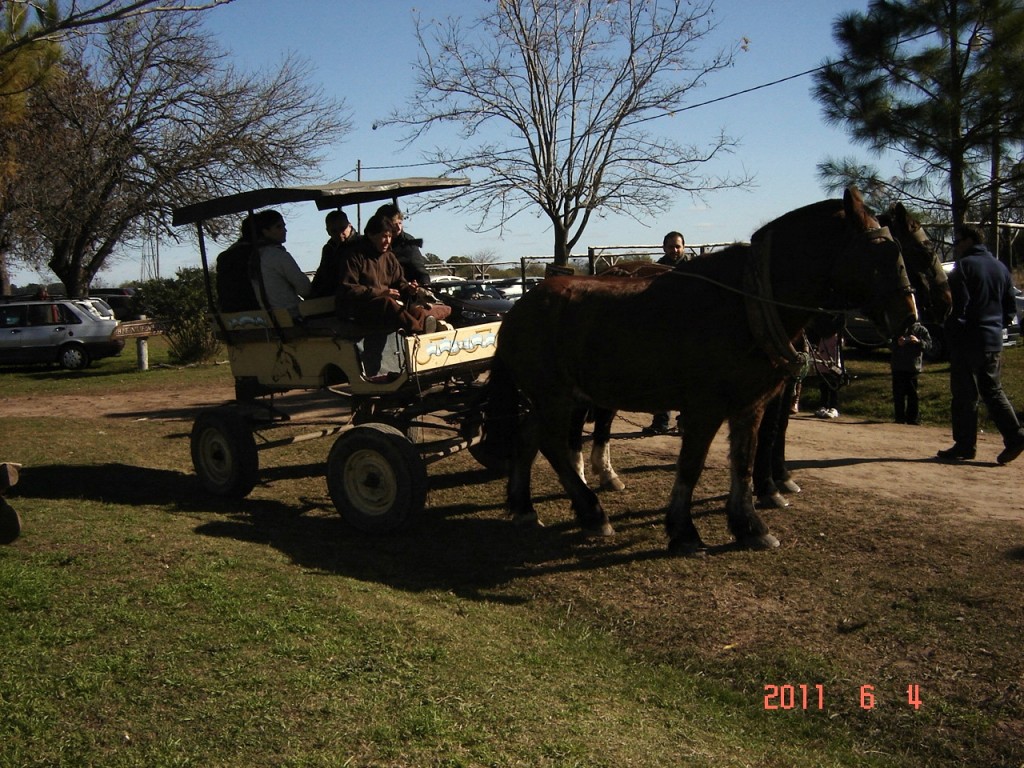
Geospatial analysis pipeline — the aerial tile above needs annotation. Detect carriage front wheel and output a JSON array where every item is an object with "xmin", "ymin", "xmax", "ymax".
[
  {"xmin": 190, "ymin": 408, "xmax": 259, "ymax": 498},
  {"xmin": 327, "ymin": 424, "xmax": 427, "ymax": 533}
]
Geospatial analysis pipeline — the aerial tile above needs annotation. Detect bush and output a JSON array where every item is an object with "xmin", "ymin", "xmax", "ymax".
[{"xmin": 138, "ymin": 267, "xmax": 219, "ymax": 364}]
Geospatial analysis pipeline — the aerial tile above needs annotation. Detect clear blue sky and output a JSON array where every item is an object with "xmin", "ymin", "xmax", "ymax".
[{"xmin": 17, "ymin": 0, "xmax": 891, "ymax": 286}]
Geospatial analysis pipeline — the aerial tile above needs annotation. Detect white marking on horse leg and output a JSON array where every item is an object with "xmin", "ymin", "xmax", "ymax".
[
  {"xmin": 572, "ymin": 449, "xmax": 586, "ymax": 484},
  {"xmin": 591, "ymin": 442, "xmax": 625, "ymax": 491}
]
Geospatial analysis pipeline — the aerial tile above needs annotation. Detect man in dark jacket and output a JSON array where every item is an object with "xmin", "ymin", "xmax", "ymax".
[
  {"xmin": 938, "ymin": 224, "xmax": 1024, "ymax": 464},
  {"xmin": 376, "ymin": 203, "xmax": 431, "ymax": 285},
  {"xmin": 310, "ymin": 209, "xmax": 356, "ymax": 298}
]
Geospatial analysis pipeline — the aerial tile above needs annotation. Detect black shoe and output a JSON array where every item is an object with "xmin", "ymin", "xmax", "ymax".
[
  {"xmin": 937, "ymin": 445, "xmax": 976, "ymax": 461},
  {"xmin": 997, "ymin": 435, "xmax": 1024, "ymax": 465}
]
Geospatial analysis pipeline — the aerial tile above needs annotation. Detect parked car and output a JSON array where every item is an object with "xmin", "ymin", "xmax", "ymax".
[
  {"xmin": 491, "ymin": 276, "xmax": 544, "ymax": 302},
  {"xmin": 0, "ymin": 297, "xmax": 124, "ymax": 369},
  {"xmin": 432, "ymin": 280, "xmax": 515, "ymax": 326},
  {"xmin": 91, "ymin": 287, "xmax": 145, "ymax": 320}
]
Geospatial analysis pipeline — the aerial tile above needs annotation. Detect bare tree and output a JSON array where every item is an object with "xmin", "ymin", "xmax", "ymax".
[
  {"xmin": 6, "ymin": 12, "xmax": 350, "ymax": 296},
  {"xmin": 383, "ymin": 0, "xmax": 750, "ymax": 265},
  {"xmin": 0, "ymin": 0, "xmax": 234, "ymax": 59}
]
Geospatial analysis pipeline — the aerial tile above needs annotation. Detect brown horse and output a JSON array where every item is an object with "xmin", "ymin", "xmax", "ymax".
[
  {"xmin": 571, "ymin": 202, "xmax": 952, "ymax": 495},
  {"xmin": 484, "ymin": 188, "xmax": 918, "ymax": 554}
]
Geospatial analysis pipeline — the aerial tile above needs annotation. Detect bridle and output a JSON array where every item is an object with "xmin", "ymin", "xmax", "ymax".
[{"xmin": 743, "ymin": 223, "xmax": 907, "ymax": 376}]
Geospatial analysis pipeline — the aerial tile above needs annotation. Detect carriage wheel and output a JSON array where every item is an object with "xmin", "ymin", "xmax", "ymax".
[
  {"xmin": 0, "ymin": 498, "xmax": 21, "ymax": 544},
  {"xmin": 190, "ymin": 408, "xmax": 259, "ymax": 498},
  {"xmin": 326, "ymin": 424, "xmax": 427, "ymax": 533}
]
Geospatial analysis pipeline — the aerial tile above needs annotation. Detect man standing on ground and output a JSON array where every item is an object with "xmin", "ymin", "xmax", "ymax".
[
  {"xmin": 937, "ymin": 223, "xmax": 1024, "ymax": 464},
  {"xmin": 643, "ymin": 231, "xmax": 688, "ymax": 436}
]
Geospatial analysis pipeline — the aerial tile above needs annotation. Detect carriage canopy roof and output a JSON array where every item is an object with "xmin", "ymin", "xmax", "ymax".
[{"xmin": 171, "ymin": 177, "xmax": 470, "ymax": 226}]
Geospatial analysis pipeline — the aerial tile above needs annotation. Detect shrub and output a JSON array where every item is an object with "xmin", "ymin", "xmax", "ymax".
[{"xmin": 138, "ymin": 267, "xmax": 219, "ymax": 363}]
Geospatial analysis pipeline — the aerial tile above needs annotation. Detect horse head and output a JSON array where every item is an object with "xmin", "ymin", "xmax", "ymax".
[
  {"xmin": 832, "ymin": 188, "xmax": 918, "ymax": 339},
  {"xmin": 881, "ymin": 202, "xmax": 952, "ymax": 324}
]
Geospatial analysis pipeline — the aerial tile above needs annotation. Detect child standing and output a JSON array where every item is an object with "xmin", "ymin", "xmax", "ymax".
[{"xmin": 890, "ymin": 322, "xmax": 932, "ymax": 424}]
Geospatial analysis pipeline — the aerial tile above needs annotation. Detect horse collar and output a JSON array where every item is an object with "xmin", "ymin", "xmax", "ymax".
[{"xmin": 743, "ymin": 232, "xmax": 809, "ymax": 377}]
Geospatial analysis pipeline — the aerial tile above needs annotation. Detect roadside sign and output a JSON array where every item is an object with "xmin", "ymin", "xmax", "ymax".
[{"xmin": 113, "ymin": 319, "xmax": 167, "ymax": 338}]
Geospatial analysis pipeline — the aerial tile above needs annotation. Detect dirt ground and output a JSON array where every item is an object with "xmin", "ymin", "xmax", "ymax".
[{"xmin": 3, "ymin": 380, "xmax": 1022, "ymax": 523}]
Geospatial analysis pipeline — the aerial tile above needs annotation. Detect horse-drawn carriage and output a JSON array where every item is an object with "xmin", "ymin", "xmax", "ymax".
[
  {"xmin": 175, "ymin": 180, "xmax": 938, "ymax": 553},
  {"xmin": 172, "ymin": 177, "xmax": 499, "ymax": 533}
]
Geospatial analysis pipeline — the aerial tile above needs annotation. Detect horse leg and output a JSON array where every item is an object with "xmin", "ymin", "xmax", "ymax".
[
  {"xmin": 590, "ymin": 407, "xmax": 626, "ymax": 492},
  {"xmin": 726, "ymin": 408, "xmax": 781, "ymax": 550},
  {"xmin": 568, "ymin": 405, "xmax": 589, "ymax": 484},
  {"xmin": 665, "ymin": 420, "xmax": 718, "ymax": 555},
  {"xmin": 536, "ymin": 405, "xmax": 614, "ymax": 536},
  {"xmin": 507, "ymin": 411, "xmax": 543, "ymax": 527}
]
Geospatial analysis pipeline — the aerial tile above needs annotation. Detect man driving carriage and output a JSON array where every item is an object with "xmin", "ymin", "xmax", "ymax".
[{"xmin": 335, "ymin": 214, "xmax": 451, "ymax": 334}]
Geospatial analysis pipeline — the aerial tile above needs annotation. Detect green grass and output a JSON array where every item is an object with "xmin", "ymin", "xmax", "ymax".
[
  {"xmin": 3, "ymin": 342, "xmax": 1024, "ymax": 766},
  {"xmin": 0, "ymin": 446, "xmax": 830, "ymax": 768},
  {"xmin": 0, "ymin": 336, "xmax": 227, "ymax": 399},
  {"xmin": 815, "ymin": 341, "xmax": 1024, "ymax": 427}
]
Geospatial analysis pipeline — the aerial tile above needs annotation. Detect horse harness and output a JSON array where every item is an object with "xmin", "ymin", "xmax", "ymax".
[{"xmin": 742, "ymin": 224, "xmax": 904, "ymax": 378}]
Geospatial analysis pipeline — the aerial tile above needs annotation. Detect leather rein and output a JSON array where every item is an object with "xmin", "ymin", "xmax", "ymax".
[{"xmin": 742, "ymin": 225, "xmax": 901, "ymax": 377}]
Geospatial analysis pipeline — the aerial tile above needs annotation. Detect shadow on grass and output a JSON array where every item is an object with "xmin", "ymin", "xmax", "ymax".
[{"xmin": 11, "ymin": 461, "xmax": 681, "ymax": 602}]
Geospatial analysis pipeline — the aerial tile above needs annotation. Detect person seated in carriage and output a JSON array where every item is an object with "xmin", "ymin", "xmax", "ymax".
[
  {"xmin": 215, "ymin": 210, "xmax": 312, "ymax": 319},
  {"xmin": 375, "ymin": 202, "xmax": 431, "ymax": 285},
  {"xmin": 310, "ymin": 209, "xmax": 357, "ymax": 299},
  {"xmin": 335, "ymin": 213, "xmax": 451, "ymax": 334}
]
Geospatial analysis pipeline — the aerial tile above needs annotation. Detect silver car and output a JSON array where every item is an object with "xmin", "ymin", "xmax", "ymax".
[{"xmin": 0, "ymin": 298, "xmax": 124, "ymax": 370}]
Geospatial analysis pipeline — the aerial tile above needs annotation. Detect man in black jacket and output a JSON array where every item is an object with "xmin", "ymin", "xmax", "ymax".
[
  {"xmin": 376, "ymin": 203, "xmax": 431, "ymax": 285},
  {"xmin": 310, "ymin": 209, "xmax": 356, "ymax": 298},
  {"xmin": 938, "ymin": 223, "xmax": 1024, "ymax": 464}
]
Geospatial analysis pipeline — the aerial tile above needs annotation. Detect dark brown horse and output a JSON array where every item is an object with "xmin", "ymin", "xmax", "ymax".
[
  {"xmin": 571, "ymin": 201, "xmax": 952, "ymax": 496},
  {"xmin": 880, "ymin": 202, "xmax": 952, "ymax": 326},
  {"xmin": 484, "ymin": 189, "xmax": 918, "ymax": 554}
]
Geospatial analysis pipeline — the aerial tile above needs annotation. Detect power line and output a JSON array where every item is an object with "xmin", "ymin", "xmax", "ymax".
[
  {"xmin": 352, "ymin": 29, "xmax": 934, "ymax": 174},
  {"xmin": 354, "ymin": 64, "xmax": 827, "ymax": 173}
]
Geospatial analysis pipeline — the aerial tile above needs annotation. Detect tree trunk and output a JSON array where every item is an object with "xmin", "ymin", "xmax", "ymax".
[
  {"xmin": 552, "ymin": 221, "xmax": 570, "ymax": 267},
  {"xmin": 0, "ymin": 253, "xmax": 11, "ymax": 296}
]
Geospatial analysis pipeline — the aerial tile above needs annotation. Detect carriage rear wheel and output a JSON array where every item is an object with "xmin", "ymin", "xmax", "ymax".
[
  {"xmin": 190, "ymin": 408, "xmax": 259, "ymax": 498},
  {"xmin": 327, "ymin": 424, "xmax": 427, "ymax": 533},
  {"xmin": 0, "ymin": 498, "xmax": 21, "ymax": 544}
]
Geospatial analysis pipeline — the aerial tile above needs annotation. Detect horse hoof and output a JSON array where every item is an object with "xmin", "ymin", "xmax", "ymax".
[
  {"xmin": 667, "ymin": 537, "xmax": 708, "ymax": 557},
  {"xmin": 510, "ymin": 511, "xmax": 544, "ymax": 528},
  {"xmin": 741, "ymin": 533, "xmax": 780, "ymax": 550},
  {"xmin": 583, "ymin": 521, "xmax": 615, "ymax": 537},
  {"xmin": 778, "ymin": 479, "xmax": 801, "ymax": 494},
  {"xmin": 756, "ymin": 492, "xmax": 789, "ymax": 509},
  {"xmin": 600, "ymin": 476, "xmax": 626, "ymax": 492}
]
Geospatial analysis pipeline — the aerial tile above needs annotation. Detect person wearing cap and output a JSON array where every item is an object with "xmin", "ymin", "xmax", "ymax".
[{"xmin": 310, "ymin": 209, "xmax": 357, "ymax": 298}]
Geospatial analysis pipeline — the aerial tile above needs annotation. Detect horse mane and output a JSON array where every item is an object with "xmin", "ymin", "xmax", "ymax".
[{"xmin": 752, "ymin": 198, "xmax": 846, "ymax": 241}]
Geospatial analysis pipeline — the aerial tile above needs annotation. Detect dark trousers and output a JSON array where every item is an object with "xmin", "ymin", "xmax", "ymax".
[
  {"xmin": 754, "ymin": 379, "xmax": 795, "ymax": 496},
  {"xmin": 817, "ymin": 382, "xmax": 839, "ymax": 410},
  {"xmin": 949, "ymin": 347, "xmax": 1022, "ymax": 448},
  {"xmin": 891, "ymin": 370, "xmax": 920, "ymax": 424}
]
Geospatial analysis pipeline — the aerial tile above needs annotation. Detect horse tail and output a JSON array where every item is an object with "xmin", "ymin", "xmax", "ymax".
[{"xmin": 479, "ymin": 355, "xmax": 522, "ymax": 463}]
